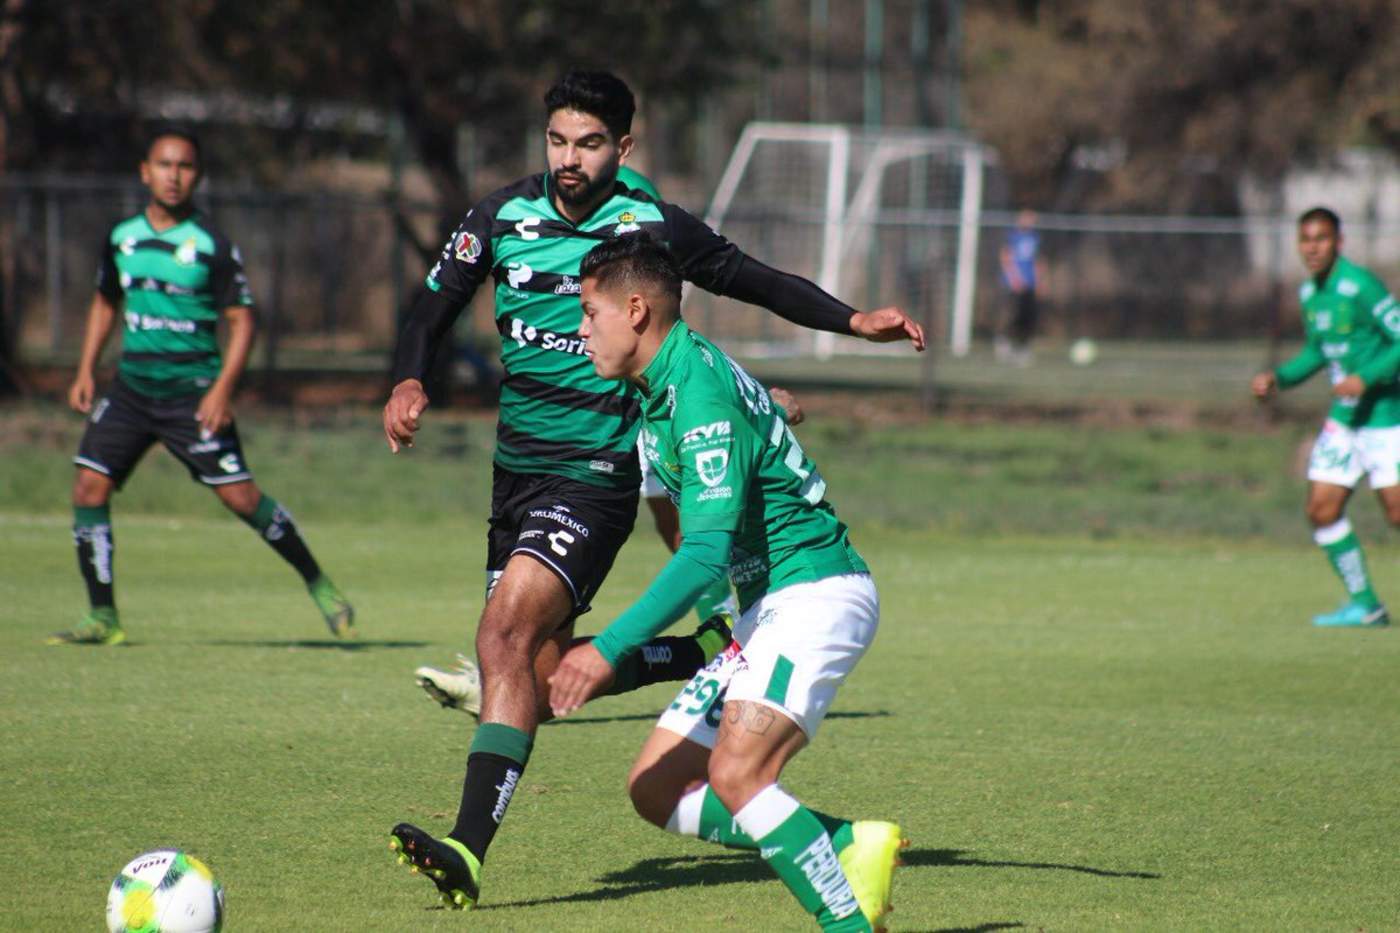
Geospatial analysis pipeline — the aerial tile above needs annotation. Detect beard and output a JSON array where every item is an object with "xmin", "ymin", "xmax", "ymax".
[{"xmin": 553, "ymin": 162, "xmax": 618, "ymax": 208}]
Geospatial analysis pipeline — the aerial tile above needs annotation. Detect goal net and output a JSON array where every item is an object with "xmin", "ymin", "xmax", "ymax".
[{"xmin": 685, "ymin": 122, "xmax": 988, "ymax": 358}]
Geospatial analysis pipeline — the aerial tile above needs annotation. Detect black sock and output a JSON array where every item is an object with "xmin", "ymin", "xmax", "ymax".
[
  {"xmin": 73, "ymin": 505, "xmax": 115, "ymax": 610},
  {"xmin": 604, "ymin": 635, "xmax": 707, "ymax": 695},
  {"xmin": 240, "ymin": 495, "xmax": 321, "ymax": 584},
  {"xmin": 447, "ymin": 723, "xmax": 533, "ymax": 863}
]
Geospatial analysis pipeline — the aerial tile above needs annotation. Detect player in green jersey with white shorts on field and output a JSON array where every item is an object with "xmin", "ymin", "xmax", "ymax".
[
  {"xmin": 547, "ymin": 233, "xmax": 903, "ymax": 932},
  {"xmin": 1253, "ymin": 206, "xmax": 1400, "ymax": 627},
  {"xmin": 52, "ymin": 126, "xmax": 353, "ymax": 646}
]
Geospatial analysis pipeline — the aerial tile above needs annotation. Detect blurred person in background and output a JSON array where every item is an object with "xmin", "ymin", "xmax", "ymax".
[{"xmin": 996, "ymin": 208, "xmax": 1046, "ymax": 366}]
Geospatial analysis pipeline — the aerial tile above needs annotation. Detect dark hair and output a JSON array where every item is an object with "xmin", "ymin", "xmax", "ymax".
[
  {"xmin": 580, "ymin": 232, "xmax": 681, "ymax": 306},
  {"xmin": 544, "ymin": 70, "xmax": 635, "ymax": 140},
  {"xmin": 1298, "ymin": 206, "xmax": 1341, "ymax": 232},
  {"xmin": 144, "ymin": 123, "xmax": 203, "ymax": 168}
]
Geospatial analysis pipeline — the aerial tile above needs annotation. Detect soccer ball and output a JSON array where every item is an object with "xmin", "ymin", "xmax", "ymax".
[
  {"xmin": 105, "ymin": 850, "xmax": 224, "ymax": 933},
  {"xmin": 1068, "ymin": 337, "xmax": 1098, "ymax": 366}
]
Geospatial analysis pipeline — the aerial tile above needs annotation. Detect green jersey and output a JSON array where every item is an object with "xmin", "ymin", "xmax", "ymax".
[
  {"xmin": 1277, "ymin": 255, "xmax": 1400, "ymax": 427},
  {"xmin": 418, "ymin": 172, "xmax": 755, "ymax": 489},
  {"xmin": 637, "ymin": 321, "xmax": 867, "ymax": 609},
  {"xmin": 96, "ymin": 211, "xmax": 254, "ymax": 398}
]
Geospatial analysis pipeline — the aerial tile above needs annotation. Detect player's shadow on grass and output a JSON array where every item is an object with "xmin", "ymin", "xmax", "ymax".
[
  {"xmin": 477, "ymin": 852, "xmax": 760, "ymax": 910},
  {"xmin": 205, "ymin": 638, "xmax": 432, "ymax": 651},
  {"xmin": 543, "ymin": 709, "xmax": 892, "ymax": 727},
  {"xmin": 909, "ymin": 847, "xmax": 1159, "ymax": 880}
]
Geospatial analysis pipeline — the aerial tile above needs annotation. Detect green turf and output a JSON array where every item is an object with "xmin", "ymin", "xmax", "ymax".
[{"xmin": 3, "ymin": 405, "xmax": 1400, "ymax": 929}]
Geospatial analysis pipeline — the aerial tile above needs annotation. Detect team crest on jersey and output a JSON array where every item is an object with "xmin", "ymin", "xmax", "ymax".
[
  {"xmin": 175, "ymin": 237, "xmax": 198, "ymax": 266},
  {"xmin": 615, "ymin": 211, "xmax": 641, "ymax": 235},
  {"xmin": 119, "ymin": 237, "xmax": 137, "ymax": 256},
  {"xmin": 695, "ymin": 449, "xmax": 730, "ymax": 487},
  {"xmin": 454, "ymin": 231, "xmax": 483, "ymax": 264}
]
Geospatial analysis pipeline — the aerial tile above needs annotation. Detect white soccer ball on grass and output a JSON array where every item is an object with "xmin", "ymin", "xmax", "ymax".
[
  {"xmin": 106, "ymin": 850, "xmax": 223, "ymax": 933},
  {"xmin": 1069, "ymin": 338, "xmax": 1098, "ymax": 366}
]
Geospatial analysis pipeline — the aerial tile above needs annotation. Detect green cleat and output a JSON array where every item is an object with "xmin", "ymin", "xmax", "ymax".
[
  {"xmin": 694, "ymin": 610, "xmax": 735, "ymax": 665},
  {"xmin": 1312, "ymin": 602, "xmax": 1389, "ymax": 627},
  {"xmin": 308, "ymin": 575, "xmax": 355, "ymax": 638},
  {"xmin": 46, "ymin": 608, "xmax": 125, "ymax": 646},
  {"xmin": 389, "ymin": 823, "xmax": 481, "ymax": 909},
  {"xmin": 837, "ymin": 821, "xmax": 906, "ymax": 933}
]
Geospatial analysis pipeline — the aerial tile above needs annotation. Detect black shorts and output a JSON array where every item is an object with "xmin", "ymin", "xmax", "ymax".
[
  {"xmin": 486, "ymin": 465, "xmax": 638, "ymax": 619},
  {"xmin": 74, "ymin": 380, "xmax": 254, "ymax": 489}
]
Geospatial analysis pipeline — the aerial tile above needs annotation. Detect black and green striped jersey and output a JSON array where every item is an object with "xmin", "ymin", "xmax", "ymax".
[
  {"xmin": 415, "ymin": 173, "xmax": 753, "ymax": 490},
  {"xmin": 95, "ymin": 212, "xmax": 254, "ymax": 398}
]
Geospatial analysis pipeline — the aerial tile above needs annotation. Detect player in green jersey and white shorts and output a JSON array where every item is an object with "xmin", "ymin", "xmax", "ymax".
[
  {"xmin": 548, "ymin": 233, "xmax": 903, "ymax": 932},
  {"xmin": 1254, "ymin": 206, "xmax": 1400, "ymax": 627},
  {"xmin": 51, "ymin": 127, "xmax": 353, "ymax": 646}
]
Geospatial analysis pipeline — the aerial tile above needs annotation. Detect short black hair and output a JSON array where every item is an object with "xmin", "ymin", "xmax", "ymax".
[
  {"xmin": 144, "ymin": 123, "xmax": 203, "ymax": 168},
  {"xmin": 580, "ymin": 232, "xmax": 681, "ymax": 307},
  {"xmin": 544, "ymin": 70, "xmax": 635, "ymax": 140},
  {"xmin": 1298, "ymin": 206, "xmax": 1341, "ymax": 232}
]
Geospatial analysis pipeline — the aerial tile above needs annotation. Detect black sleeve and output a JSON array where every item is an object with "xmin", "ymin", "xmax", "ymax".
[
  {"xmin": 95, "ymin": 233, "xmax": 123, "ymax": 302},
  {"xmin": 662, "ymin": 203, "xmax": 855, "ymax": 336},
  {"xmin": 391, "ymin": 204, "xmax": 497, "ymax": 384},
  {"xmin": 209, "ymin": 239, "xmax": 256, "ymax": 309},
  {"xmin": 391, "ymin": 287, "xmax": 466, "ymax": 385}
]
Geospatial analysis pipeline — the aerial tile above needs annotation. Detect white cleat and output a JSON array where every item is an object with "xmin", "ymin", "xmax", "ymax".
[{"xmin": 415, "ymin": 654, "xmax": 482, "ymax": 717}]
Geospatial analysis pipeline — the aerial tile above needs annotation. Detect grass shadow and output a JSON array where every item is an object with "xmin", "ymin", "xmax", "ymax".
[
  {"xmin": 205, "ymin": 639, "xmax": 432, "ymax": 651},
  {"xmin": 907, "ymin": 848, "xmax": 1159, "ymax": 879},
  {"xmin": 543, "ymin": 709, "xmax": 892, "ymax": 728},
  {"xmin": 480, "ymin": 853, "xmax": 758, "ymax": 910}
]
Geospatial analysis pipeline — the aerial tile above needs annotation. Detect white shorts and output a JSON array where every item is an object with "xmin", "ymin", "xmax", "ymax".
[
  {"xmin": 639, "ymin": 434, "xmax": 667, "ymax": 498},
  {"xmin": 655, "ymin": 573, "xmax": 879, "ymax": 746},
  {"xmin": 1307, "ymin": 420, "xmax": 1400, "ymax": 489}
]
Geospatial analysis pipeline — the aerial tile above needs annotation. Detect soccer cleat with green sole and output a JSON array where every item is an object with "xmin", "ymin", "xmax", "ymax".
[
  {"xmin": 389, "ymin": 823, "xmax": 481, "ymax": 909},
  {"xmin": 1312, "ymin": 602, "xmax": 1389, "ymax": 627},
  {"xmin": 46, "ymin": 608, "xmax": 125, "ymax": 646},
  {"xmin": 308, "ymin": 575, "xmax": 356, "ymax": 638},
  {"xmin": 415, "ymin": 654, "xmax": 482, "ymax": 717},
  {"xmin": 837, "ymin": 821, "xmax": 907, "ymax": 933}
]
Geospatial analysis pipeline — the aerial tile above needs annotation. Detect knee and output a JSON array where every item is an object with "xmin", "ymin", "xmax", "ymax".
[
  {"xmin": 1306, "ymin": 501, "xmax": 1343, "ymax": 528},
  {"xmin": 627, "ymin": 766, "xmax": 683, "ymax": 829},
  {"xmin": 72, "ymin": 471, "xmax": 112, "ymax": 508},
  {"xmin": 217, "ymin": 483, "xmax": 262, "ymax": 518},
  {"xmin": 1384, "ymin": 503, "xmax": 1400, "ymax": 528},
  {"xmin": 706, "ymin": 751, "xmax": 763, "ymax": 810},
  {"xmin": 475, "ymin": 615, "xmax": 538, "ymax": 668}
]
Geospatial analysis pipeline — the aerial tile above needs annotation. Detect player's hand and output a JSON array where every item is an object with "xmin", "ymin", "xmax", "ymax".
[
  {"xmin": 68, "ymin": 371, "xmax": 95, "ymax": 414},
  {"xmin": 769, "ymin": 386, "xmax": 805, "ymax": 426},
  {"xmin": 548, "ymin": 642, "xmax": 614, "ymax": 717},
  {"xmin": 383, "ymin": 379, "xmax": 429, "ymax": 453},
  {"xmin": 1251, "ymin": 372, "xmax": 1278, "ymax": 400},
  {"xmin": 1333, "ymin": 375, "xmax": 1365, "ymax": 397},
  {"xmin": 196, "ymin": 386, "xmax": 234, "ymax": 436},
  {"xmin": 851, "ymin": 306, "xmax": 926, "ymax": 351}
]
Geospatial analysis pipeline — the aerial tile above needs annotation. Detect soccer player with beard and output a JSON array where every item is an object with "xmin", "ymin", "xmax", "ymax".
[{"xmin": 384, "ymin": 70, "xmax": 923, "ymax": 910}]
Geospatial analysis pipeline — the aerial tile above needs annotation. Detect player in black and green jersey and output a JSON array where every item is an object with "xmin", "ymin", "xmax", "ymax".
[
  {"xmin": 51, "ymin": 127, "xmax": 353, "ymax": 646},
  {"xmin": 1254, "ymin": 206, "xmax": 1400, "ymax": 627},
  {"xmin": 547, "ymin": 233, "xmax": 902, "ymax": 931},
  {"xmin": 384, "ymin": 71, "xmax": 923, "ymax": 911}
]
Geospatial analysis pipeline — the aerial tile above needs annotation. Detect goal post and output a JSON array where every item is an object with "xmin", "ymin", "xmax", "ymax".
[{"xmin": 690, "ymin": 122, "xmax": 988, "ymax": 359}]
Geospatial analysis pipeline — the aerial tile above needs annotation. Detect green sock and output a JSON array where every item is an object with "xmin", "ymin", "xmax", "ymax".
[
  {"xmin": 733, "ymin": 786, "xmax": 868, "ymax": 931},
  {"xmin": 693, "ymin": 576, "xmax": 737, "ymax": 622},
  {"xmin": 1316, "ymin": 520, "xmax": 1381, "ymax": 608},
  {"xmin": 671, "ymin": 785, "xmax": 852, "ymax": 852}
]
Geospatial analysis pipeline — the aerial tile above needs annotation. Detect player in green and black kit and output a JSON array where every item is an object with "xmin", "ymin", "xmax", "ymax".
[
  {"xmin": 383, "ymin": 71, "xmax": 923, "ymax": 910},
  {"xmin": 548, "ymin": 233, "xmax": 903, "ymax": 931},
  {"xmin": 1253, "ymin": 206, "xmax": 1400, "ymax": 627},
  {"xmin": 51, "ymin": 127, "xmax": 353, "ymax": 646}
]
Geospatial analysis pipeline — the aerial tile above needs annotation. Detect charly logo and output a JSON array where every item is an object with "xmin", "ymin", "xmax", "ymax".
[
  {"xmin": 515, "ymin": 216, "xmax": 541, "ymax": 241},
  {"xmin": 615, "ymin": 211, "xmax": 641, "ymax": 235}
]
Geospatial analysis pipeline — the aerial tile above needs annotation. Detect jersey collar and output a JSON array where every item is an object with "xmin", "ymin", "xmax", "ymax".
[{"xmin": 637, "ymin": 319, "xmax": 690, "ymax": 399}]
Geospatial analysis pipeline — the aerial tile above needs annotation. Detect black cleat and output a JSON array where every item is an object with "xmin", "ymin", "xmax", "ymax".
[{"xmin": 388, "ymin": 823, "xmax": 481, "ymax": 909}]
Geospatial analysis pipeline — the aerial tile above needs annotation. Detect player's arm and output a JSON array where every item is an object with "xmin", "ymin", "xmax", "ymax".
[
  {"xmin": 1256, "ymin": 334, "xmax": 1326, "ymax": 399},
  {"xmin": 196, "ymin": 240, "xmax": 258, "ymax": 435},
  {"xmin": 550, "ymin": 399, "xmax": 757, "ymax": 716},
  {"xmin": 384, "ymin": 209, "xmax": 494, "ymax": 452},
  {"xmin": 69, "ymin": 292, "xmax": 121, "ymax": 414},
  {"xmin": 661, "ymin": 203, "xmax": 925, "ymax": 350},
  {"xmin": 1343, "ymin": 285, "xmax": 1400, "ymax": 395}
]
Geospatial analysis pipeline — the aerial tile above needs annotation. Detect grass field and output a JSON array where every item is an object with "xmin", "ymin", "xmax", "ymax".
[{"xmin": 4, "ymin": 402, "xmax": 1400, "ymax": 930}]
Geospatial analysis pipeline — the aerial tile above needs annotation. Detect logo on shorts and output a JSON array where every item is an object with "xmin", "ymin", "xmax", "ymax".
[
  {"xmin": 218, "ymin": 453, "xmax": 242, "ymax": 474},
  {"xmin": 696, "ymin": 449, "xmax": 729, "ymax": 487}
]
